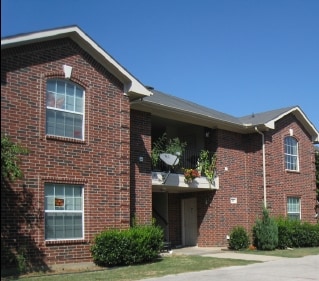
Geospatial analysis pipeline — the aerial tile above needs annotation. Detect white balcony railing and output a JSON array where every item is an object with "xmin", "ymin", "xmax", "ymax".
[{"xmin": 152, "ymin": 172, "xmax": 219, "ymax": 190}]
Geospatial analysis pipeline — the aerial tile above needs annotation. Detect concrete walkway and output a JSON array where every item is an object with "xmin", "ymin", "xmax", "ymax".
[
  {"xmin": 168, "ymin": 246, "xmax": 284, "ymax": 261},
  {"xmin": 142, "ymin": 254, "xmax": 319, "ymax": 281},
  {"xmin": 154, "ymin": 247, "xmax": 319, "ymax": 281},
  {"xmin": 44, "ymin": 247, "xmax": 319, "ymax": 281}
]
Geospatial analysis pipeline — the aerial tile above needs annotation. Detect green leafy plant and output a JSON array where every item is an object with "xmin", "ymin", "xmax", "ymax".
[
  {"xmin": 197, "ymin": 150, "xmax": 217, "ymax": 184},
  {"xmin": 1, "ymin": 134, "xmax": 29, "ymax": 181},
  {"xmin": 315, "ymin": 148, "xmax": 319, "ymax": 221},
  {"xmin": 228, "ymin": 226, "xmax": 250, "ymax": 250},
  {"xmin": 90, "ymin": 224, "xmax": 164, "ymax": 266},
  {"xmin": 151, "ymin": 133, "xmax": 186, "ymax": 167},
  {"xmin": 16, "ymin": 247, "xmax": 28, "ymax": 274},
  {"xmin": 316, "ymin": 148, "xmax": 319, "ymax": 191},
  {"xmin": 253, "ymin": 207, "xmax": 278, "ymax": 250},
  {"xmin": 276, "ymin": 216, "xmax": 319, "ymax": 248}
]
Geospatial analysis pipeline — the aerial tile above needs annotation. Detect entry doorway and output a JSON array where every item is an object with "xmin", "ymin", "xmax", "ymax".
[
  {"xmin": 181, "ymin": 197, "xmax": 197, "ymax": 246},
  {"xmin": 152, "ymin": 192, "xmax": 169, "ymax": 242}
]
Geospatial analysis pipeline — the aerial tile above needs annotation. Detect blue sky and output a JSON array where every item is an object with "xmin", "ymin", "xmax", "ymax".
[{"xmin": 2, "ymin": 0, "xmax": 319, "ymax": 131}]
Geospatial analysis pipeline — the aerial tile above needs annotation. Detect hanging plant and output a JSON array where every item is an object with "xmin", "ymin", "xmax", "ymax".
[
  {"xmin": 197, "ymin": 150, "xmax": 217, "ymax": 184},
  {"xmin": 151, "ymin": 133, "xmax": 187, "ymax": 167}
]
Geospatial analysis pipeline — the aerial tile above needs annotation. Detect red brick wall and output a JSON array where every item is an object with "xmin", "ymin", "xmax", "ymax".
[
  {"xmin": 264, "ymin": 115, "xmax": 317, "ymax": 221},
  {"xmin": 1, "ymin": 38, "xmax": 131, "ymax": 266},
  {"xmin": 195, "ymin": 117, "xmax": 317, "ymax": 247},
  {"xmin": 198, "ymin": 130, "xmax": 255, "ymax": 246},
  {"xmin": 160, "ymin": 115, "xmax": 315, "ymax": 248},
  {"xmin": 130, "ymin": 110, "xmax": 152, "ymax": 225}
]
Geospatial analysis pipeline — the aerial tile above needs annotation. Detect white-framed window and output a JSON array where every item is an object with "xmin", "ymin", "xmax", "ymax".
[
  {"xmin": 46, "ymin": 79, "xmax": 84, "ymax": 140},
  {"xmin": 287, "ymin": 197, "xmax": 301, "ymax": 220},
  {"xmin": 45, "ymin": 183, "xmax": 84, "ymax": 240},
  {"xmin": 284, "ymin": 136, "xmax": 299, "ymax": 171}
]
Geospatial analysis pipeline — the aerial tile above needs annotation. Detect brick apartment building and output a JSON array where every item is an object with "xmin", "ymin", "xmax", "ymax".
[{"xmin": 1, "ymin": 26, "xmax": 318, "ymax": 268}]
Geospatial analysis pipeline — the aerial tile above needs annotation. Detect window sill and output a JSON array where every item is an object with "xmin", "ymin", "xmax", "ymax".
[
  {"xmin": 45, "ymin": 239, "xmax": 90, "ymax": 246},
  {"xmin": 285, "ymin": 169, "xmax": 300, "ymax": 174},
  {"xmin": 46, "ymin": 135, "xmax": 86, "ymax": 144}
]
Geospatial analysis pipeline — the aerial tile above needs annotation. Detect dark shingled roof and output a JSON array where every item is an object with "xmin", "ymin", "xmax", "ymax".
[
  {"xmin": 238, "ymin": 106, "xmax": 298, "ymax": 126},
  {"xmin": 143, "ymin": 89, "xmax": 318, "ymax": 143},
  {"xmin": 145, "ymin": 90, "xmax": 301, "ymax": 127},
  {"xmin": 145, "ymin": 89, "xmax": 242, "ymax": 125}
]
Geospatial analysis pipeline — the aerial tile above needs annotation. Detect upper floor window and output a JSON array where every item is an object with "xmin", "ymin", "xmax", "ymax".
[
  {"xmin": 284, "ymin": 136, "xmax": 299, "ymax": 171},
  {"xmin": 46, "ymin": 79, "xmax": 84, "ymax": 140},
  {"xmin": 45, "ymin": 183, "xmax": 84, "ymax": 240}
]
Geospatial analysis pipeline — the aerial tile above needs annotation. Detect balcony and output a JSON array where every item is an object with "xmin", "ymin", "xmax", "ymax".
[
  {"xmin": 152, "ymin": 171, "xmax": 219, "ymax": 192},
  {"xmin": 152, "ymin": 149, "xmax": 219, "ymax": 193}
]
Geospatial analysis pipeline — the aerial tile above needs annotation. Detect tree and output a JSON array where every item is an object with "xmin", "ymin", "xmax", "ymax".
[
  {"xmin": 1, "ymin": 134, "xmax": 29, "ymax": 182},
  {"xmin": 315, "ymin": 147, "xmax": 319, "ymax": 220},
  {"xmin": 315, "ymin": 147, "xmax": 319, "ymax": 199},
  {"xmin": 253, "ymin": 207, "xmax": 278, "ymax": 250}
]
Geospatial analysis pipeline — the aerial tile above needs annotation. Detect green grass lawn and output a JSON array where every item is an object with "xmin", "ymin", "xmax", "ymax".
[
  {"xmin": 1, "ymin": 256, "xmax": 259, "ymax": 281},
  {"xmin": 239, "ymin": 247, "xmax": 319, "ymax": 258},
  {"xmin": 4, "ymin": 247, "xmax": 318, "ymax": 281}
]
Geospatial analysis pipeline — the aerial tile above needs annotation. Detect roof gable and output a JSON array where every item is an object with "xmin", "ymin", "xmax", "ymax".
[
  {"xmin": 239, "ymin": 106, "xmax": 319, "ymax": 142},
  {"xmin": 1, "ymin": 25, "xmax": 152, "ymax": 99}
]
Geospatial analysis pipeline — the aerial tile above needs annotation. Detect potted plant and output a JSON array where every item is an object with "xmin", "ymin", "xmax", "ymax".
[
  {"xmin": 151, "ymin": 133, "xmax": 187, "ymax": 168},
  {"xmin": 183, "ymin": 168, "xmax": 200, "ymax": 184},
  {"xmin": 197, "ymin": 150, "xmax": 217, "ymax": 184}
]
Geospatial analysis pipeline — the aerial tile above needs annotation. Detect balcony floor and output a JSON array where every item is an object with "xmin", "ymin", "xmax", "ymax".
[{"xmin": 152, "ymin": 172, "xmax": 219, "ymax": 193}]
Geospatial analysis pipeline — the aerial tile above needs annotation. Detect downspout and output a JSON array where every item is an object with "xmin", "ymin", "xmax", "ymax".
[{"xmin": 255, "ymin": 127, "xmax": 267, "ymax": 208}]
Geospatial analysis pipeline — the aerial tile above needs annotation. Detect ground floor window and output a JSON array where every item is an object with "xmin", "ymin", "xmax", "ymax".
[
  {"xmin": 45, "ymin": 183, "xmax": 83, "ymax": 240},
  {"xmin": 287, "ymin": 197, "xmax": 300, "ymax": 220}
]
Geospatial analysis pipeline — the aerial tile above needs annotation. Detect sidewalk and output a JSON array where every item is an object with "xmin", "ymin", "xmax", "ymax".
[
  {"xmin": 143, "ymin": 255, "xmax": 319, "ymax": 281},
  {"xmin": 167, "ymin": 246, "xmax": 284, "ymax": 262}
]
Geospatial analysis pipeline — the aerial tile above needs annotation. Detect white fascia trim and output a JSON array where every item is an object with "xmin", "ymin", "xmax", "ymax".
[
  {"xmin": 264, "ymin": 120, "xmax": 275, "ymax": 129},
  {"xmin": 71, "ymin": 28, "xmax": 152, "ymax": 97},
  {"xmin": 264, "ymin": 107, "xmax": 300, "ymax": 129},
  {"xmin": 264, "ymin": 107, "xmax": 319, "ymax": 142},
  {"xmin": 2, "ymin": 26, "xmax": 153, "ymax": 97}
]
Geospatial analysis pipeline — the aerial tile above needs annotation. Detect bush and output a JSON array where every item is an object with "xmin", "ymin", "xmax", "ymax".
[
  {"xmin": 276, "ymin": 217, "xmax": 295, "ymax": 249},
  {"xmin": 90, "ymin": 225, "xmax": 164, "ymax": 266},
  {"xmin": 228, "ymin": 226, "xmax": 250, "ymax": 250},
  {"xmin": 276, "ymin": 217, "xmax": 319, "ymax": 248},
  {"xmin": 253, "ymin": 207, "xmax": 278, "ymax": 250}
]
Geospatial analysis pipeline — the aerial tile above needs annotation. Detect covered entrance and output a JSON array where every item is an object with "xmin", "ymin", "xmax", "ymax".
[
  {"xmin": 181, "ymin": 197, "xmax": 197, "ymax": 246},
  {"xmin": 152, "ymin": 191, "xmax": 199, "ymax": 247}
]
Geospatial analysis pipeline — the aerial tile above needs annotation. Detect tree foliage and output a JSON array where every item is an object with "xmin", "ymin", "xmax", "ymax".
[
  {"xmin": 315, "ymin": 148, "xmax": 319, "ymax": 199},
  {"xmin": 253, "ymin": 207, "xmax": 278, "ymax": 250},
  {"xmin": 1, "ymin": 134, "xmax": 29, "ymax": 181}
]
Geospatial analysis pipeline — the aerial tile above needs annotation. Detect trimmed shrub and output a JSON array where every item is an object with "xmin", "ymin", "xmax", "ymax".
[
  {"xmin": 253, "ymin": 207, "xmax": 278, "ymax": 250},
  {"xmin": 90, "ymin": 225, "xmax": 164, "ymax": 266},
  {"xmin": 276, "ymin": 217, "xmax": 319, "ymax": 248},
  {"xmin": 228, "ymin": 226, "xmax": 250, "ymax": 250},
  {"xmin": 276, "ymin": 216, "xmax": 295, "ymax": 249}
]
